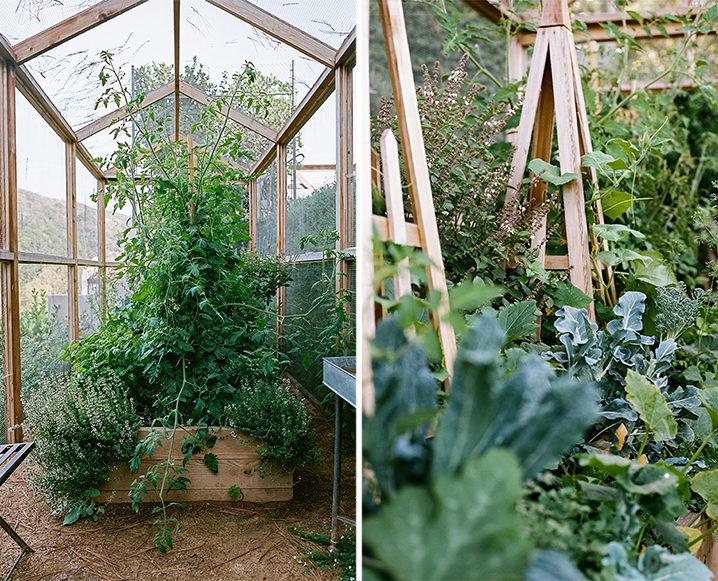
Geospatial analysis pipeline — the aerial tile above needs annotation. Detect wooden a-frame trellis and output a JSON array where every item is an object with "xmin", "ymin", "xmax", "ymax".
[
  {"xmin": 363, "ymin": 0, "xmax": 457, "ymax": 414},
  {"xmin": 506, "ymin": 0, "xmax": 615, "ymax": 320}
]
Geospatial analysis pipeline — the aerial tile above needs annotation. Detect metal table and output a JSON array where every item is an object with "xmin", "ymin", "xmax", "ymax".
[{"xmin": 322, "ymin": 356, "xmax": 356, "ymax": 551}]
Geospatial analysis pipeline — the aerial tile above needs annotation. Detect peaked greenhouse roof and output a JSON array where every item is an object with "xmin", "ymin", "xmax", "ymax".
[{"xmin": 0, "ymin": 0, "xmax": 356, "ymax": 179}]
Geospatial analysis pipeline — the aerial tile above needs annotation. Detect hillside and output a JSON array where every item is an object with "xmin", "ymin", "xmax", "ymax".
[{"xmin": 18, "ymin": 188, "xmax": 129, "ymax": 308}]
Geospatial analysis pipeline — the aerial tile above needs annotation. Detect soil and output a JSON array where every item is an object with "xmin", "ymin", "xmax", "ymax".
[{"xmin": 0, "ymin": 405, "xmax": 356, "ymax": 581}]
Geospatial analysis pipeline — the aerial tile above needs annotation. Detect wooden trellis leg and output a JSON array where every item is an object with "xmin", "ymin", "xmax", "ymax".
[{"xmin": 377, "ymin": 0, "xmax": 456, "ymax": 378}]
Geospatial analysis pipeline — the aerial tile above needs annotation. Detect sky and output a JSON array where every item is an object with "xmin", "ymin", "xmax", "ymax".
[{"xmin": 3, "ymin": 0, "xmax": 354, "ymax": 200}]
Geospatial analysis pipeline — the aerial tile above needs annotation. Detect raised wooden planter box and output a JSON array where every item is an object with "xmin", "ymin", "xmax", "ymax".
[{"xmin": 97, "ymin": 427, "xmax": 293, "ymax": 504}]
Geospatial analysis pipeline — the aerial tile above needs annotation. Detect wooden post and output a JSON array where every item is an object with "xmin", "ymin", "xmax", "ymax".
[
  {"xmin": 67, "ymin": 142, "xmax": 80, "ymax": 342},
  {"xmin": 248, "ymin": 179, "xmax": 258, "ymax": 249},
  {"xmin": 504, "ymin": 0, "xmax": 611, "ymax": 320},
  {"xmin": 276, "ymin": 144, "xmax": 287, "ymax": 345},
  {"xmin": 0, "ymin": 61, "xmax": 22, "ymax": 442},
  {"xmin": 97, "ymin": 178, "xmax": 107, "ymax": 321},
  {"xmin": 336, "ymin": 64, "xmax": 353, "ymax": 310},
  {"xmin": 378, "ymin": 0, "xmax": 457, "ymax": 377}
]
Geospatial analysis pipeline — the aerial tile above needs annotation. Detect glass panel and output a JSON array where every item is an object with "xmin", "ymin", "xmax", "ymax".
[
  {"xmin": 286, "ymin": 94, "xmax": 336, "ymax": 254},
  {"xmin": 78, "ymin": 266, "xmax": 101, "ymax": 338},
  {"xmin": 283, "ymin": 261, "xmax": 332, "ymax": 402},
  {"xmin": 245, "ymin": 0, "xmax": 355, "ymax": 49},
  {"xmin": 16, "ymin": 90, "xmax": 67, "ymax": 256},
  {"xmin": 106, "ymin": 267, "xmax": 132, "ymax": 311},
  {"xmin": 0, "ymin": 0, "xmax": 96, "ymax": 43},
  {"xmin": 19, "ymin": 264, "xmax": 70, "ymax": 400},
  {"xmin": 182, "ymin": 0, "xmax": 324, "ymax": 127},
  {"xmin": 76, "ymin": 160, "xmax": 99, "ymax": 260},
  {"xmin": 24, "ymin": 0, "xmax": 173, "ymax": 130},
  {"xmin": 256, "ymin": 158, "xmax": 278, "ymax": 256},
  {"xmin": 105, "ymin": 197, "xmax": 133, "ymax": 262}
]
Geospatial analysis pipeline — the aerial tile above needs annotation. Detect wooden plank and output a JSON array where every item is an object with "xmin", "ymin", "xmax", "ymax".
[
  {"xmin": 0, "ymin": 33, "xmax": 17, "ymax": 62},
  {"xmin": 380, "ymin": 131, "xmax": 412, "ymax": 299},
  {"xmin": 178, "ymin": 81, "xmax": 278, "ymax": 142},
  {"xmin": 76, "ymin": 82, "xmax": 174, "ymax": 141},
  {"xmin": 336, "ymin": 64, "xmax": 353, "ymax": 305},
  {"xmin": 540, "ymin": 0, "xmax": 570, "ymax": 27},
  {"xmin": 173, "ymin": 0, "xmax": 180, "ymax": 142},
  {"xmin": 335, "ymin": 28, "xmax": 357, "ymax": 68},
  {"xmin": 97, "ymin": 179, "xmax": 107, "ymax": 321},
  {"xmin": 248, "ymin": 179, "xmax": 258, "ymax": 249},
  {"xmin": 13, "ymin": 0, "xmax": 149, "ymax": 64},
  {"xmin": 0, "ymin": 62, "xmax": 22, "ymax": 442},
  {"xmin": 0, "ymin": 250, "xmax": 13, "ymax": 261},
  {"xmin": 379, "ymin": 0, "xmax": 456, "ymax": 378},
  {"xmin": 16, "ymin": 252, "xmax": 98, "ymax": 266},
  {"xmin": 544, "ymin": 255, "xmax": 569, "ymax": 270},
  {"xmin": 97, "ymin": 428, "xmax": 293, "ymax": 504},
  {"xmin": 204, "ymin": 0, "xmax": 336, "ymax": 67},
  {"xmin": 505, "ymin": 29, "xmax": 549, "ymax": 208},
  {"xmin": 66, "ymin": 142, "xmax": 80, "ymax": 343},
  {"xmin": 529, "ymin": 56, "xmax": 555, "ymax": 266},
  {"xmin": 549, "ymin": 27, "xmax": 594, "ymax": 317},
  {"xmin": 372, "ymin": 215, "xmax": 422, "ymax": 248},
  {"xmin": 519, "ymin": 7, "xmax": 709, "ymax": 45},
  {"xmin": 251, "ymin": 67, "xmax": 335, "ymax": 176}
]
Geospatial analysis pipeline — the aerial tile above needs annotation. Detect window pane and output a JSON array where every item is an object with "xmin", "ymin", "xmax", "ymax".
[
  {"xmin": 16, "ymin": 91, "xmax": 67, "ymax": 257},
  {"xmin": 256, "ymin": 159, "xmax": 278, "ymax": 256},
  {"xmin": 19, "ymin": 264, "xmax": 70, "ymax": 400},
  {"xmin": 76, "ymin": 160, "xmax": 99, "ymax": 260}
]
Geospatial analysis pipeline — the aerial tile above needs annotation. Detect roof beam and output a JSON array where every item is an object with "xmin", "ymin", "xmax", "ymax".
[
  {"xmin": 335, "ymin": 27, "xmax": 356, "ymax": 68},
  {"xmin": 76, "ymin": 82, "xmax": 175, "ymax": 141},
  {"xmin": 203, "ymin": 0, "xmax": 336, "ymax": 67},
  {"xmin": 12, "ymin": 0, "xmax": 149, "ymax": 64},
  {"xmin": 251, "ymin": 66, "xmax": 335, "ymax": 175},
  {"xmin": 178, "ymin": 81, "xmax": 278, "ymax": 142}
]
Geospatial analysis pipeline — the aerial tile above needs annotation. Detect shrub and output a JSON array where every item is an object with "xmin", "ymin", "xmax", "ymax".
[
  {"xmin": 224, "ymin": 378, "xmax": 314, "ymax": 471},
  {"xmin": 23, "ymin": 368, "xmax": 140, "ymax": 517}
]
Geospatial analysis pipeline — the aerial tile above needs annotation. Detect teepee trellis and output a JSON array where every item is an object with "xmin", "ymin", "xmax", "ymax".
[{"xmin": 506, "ymin": 0, "xmax": 615, "ymax": 319}]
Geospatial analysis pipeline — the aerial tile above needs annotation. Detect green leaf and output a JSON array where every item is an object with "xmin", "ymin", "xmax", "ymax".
[
  {"xmin": 432, "ymin": 314, "xmax": 598, "ymax": 480},
  {"xmin": 608, "ymin": 291, "xmax": 646, "ymax": 334},
  {"xmin": 497, "ymin": 300, "xmax": 539, "ymax": 342},
  {"xmin": 593, "ymin": 223, "xmax": 646, "ymax": 242},
  {"xmin": 602, "ymin": 190, "xmax": 635, "ymax": 220},
  {"xmin": 624, "ymin": 369, "xmax": 677, "ymax": 441},
  {"xmin": 579, "ymin": 453, "xmax": 632, "ymax": 477},
  {"xmin": 692, "ymin": 469, "xmax": 718, "ymax": 519},
  {"xmin": 448, "ymin": 280, "xmax": 502, "ymax": 312},
  {"xmin": 596, "ymin": 249, "xmax": 651, "ymax": 267},
  {"xmin": 363, "ymin": 450, "xmax": 530, "ymax": 581},
  {"xmin": 699, "ymin": 388, "xmax": 718, "ymax": 431},
  {"xmin": 633, "ymin": 252, "xmax": 678, "ymax": 287},
  {"xmin": 526, "ymin": 550, "xmax": 586, "ymax": 581},
  {"xmin": 203, "ymin": 453, "xmax": 219, "ymax": 473},
  {"xmin": 528, "ymin": 158, "xmax": 578, "ymax": 186},
  {"xmin": 63, "ymin": 506, "xmax": 83, "ymax": 526},
  {"xmin": 550, "ymin": 280, "xmax": 593, "ymax": 309}
]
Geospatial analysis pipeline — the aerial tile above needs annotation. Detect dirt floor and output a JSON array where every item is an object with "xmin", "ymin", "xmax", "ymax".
[{"xmin": 0, "ymin": 407, "xmax": 356, "ymax": 581}]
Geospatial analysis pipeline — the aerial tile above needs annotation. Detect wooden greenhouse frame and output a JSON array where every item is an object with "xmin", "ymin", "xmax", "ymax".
[{"xmin": 0, "ymin": 1, "xmax": 355, "ymax": 443}]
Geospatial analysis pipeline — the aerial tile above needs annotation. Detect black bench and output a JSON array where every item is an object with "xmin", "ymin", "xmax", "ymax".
[{"xmin": 0, "ymin": 443, "xmax": 34, "ymax": 581}]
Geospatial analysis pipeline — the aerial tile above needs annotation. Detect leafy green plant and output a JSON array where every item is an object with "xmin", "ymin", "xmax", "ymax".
[
  {"xmin": 23, "ymin": 367, "xmax": 140, "ymax": 523},
  {"xmin": 223, "ymin": 378, "xmax": 313, "ymax": 473},
  {"xmin": 543, "ymin": 291, "xmax": 703, "ymax": 461},
  {"xmin": 363, "ymin": 313, "xmax": 599, "ymax": 580},
  {"xmin": 290, "ymin": 526, "xmax": 356, "ymax": 581}
]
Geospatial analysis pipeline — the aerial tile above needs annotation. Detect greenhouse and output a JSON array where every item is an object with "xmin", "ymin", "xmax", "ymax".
[
  {"xmin": 0, "ymin": 0, "xmax": 356, "ymax": 579},
  {"xmin": 364, "ymin": 0, "xmax": 718, "ymax": 580}
]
